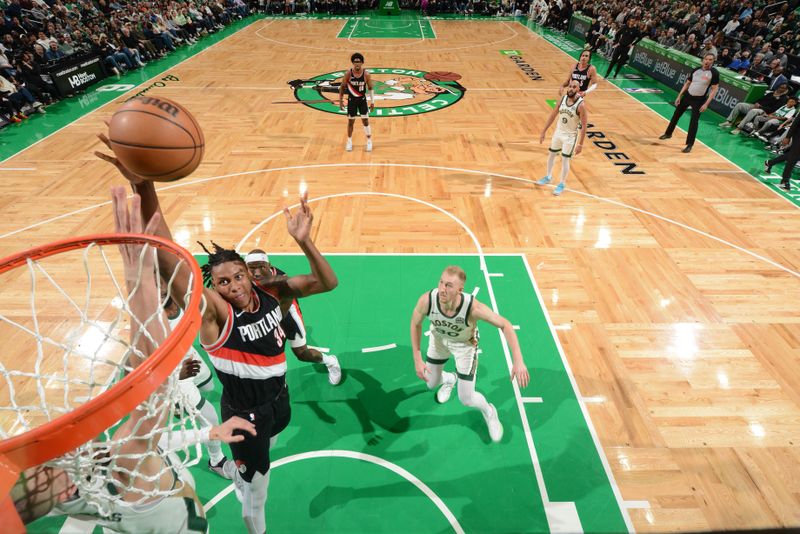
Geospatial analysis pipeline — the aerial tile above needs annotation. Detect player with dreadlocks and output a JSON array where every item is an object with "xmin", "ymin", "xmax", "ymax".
[{"xmin": 96, "ymin": 128, "xmax": 338, "ymax": 534}]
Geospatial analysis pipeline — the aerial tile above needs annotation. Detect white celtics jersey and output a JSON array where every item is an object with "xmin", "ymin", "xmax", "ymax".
[
  {"xmin": 554, "ymin": 94, "xmax": 583, "ymax": 135},
  {"xmin": 427, "ymin": 288, "xmax": 477, "ymax": 344}
]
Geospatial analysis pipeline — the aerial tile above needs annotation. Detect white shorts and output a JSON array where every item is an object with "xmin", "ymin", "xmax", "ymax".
[
  {"xmin": 55, "ymin": 462, "xmax": 204, "ymax": 533},
  {"xmin": 426, "ymin": 331, "xmax": 479, "ymax": 380},
  {"xmin": 549, "ymin": 130, "xmax": 578, "ymax": 157}
]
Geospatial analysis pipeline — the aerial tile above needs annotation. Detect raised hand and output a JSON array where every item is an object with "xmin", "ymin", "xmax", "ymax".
[
  {"xmin": 179, "ymin": 359, "xmax": 201, "ymax": 380},
  {"xmin": 111, "ymin": 186, "xmax": 161, "ymax": 283},
  {"xmin": 284, "ymin": 191, "xmax": 313, "ymax": 244},
  {"xmin": 96, "ymin": 121, "xmax": 146, "ymax": 185}
]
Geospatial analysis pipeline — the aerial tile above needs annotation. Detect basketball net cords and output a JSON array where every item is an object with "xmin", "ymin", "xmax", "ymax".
[{"xmin": 0, "ymin": 242, "xmax": 208, "ymax": 517}]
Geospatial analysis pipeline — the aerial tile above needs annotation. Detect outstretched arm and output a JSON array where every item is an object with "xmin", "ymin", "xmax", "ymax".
[
  {"xmin": 274, "ymin": 192, "xmax": 338, "ymax": 308},
  {"xmin": 410, "ymin": 293, "xmax": 430, "ymax": 381},
  {"xmin": 96, "ymin": 135, "xmax": 229, "ymax": 345},
  {"xmin": 469, "ymin": 299, "xmax": 530, "ymax": 388}
]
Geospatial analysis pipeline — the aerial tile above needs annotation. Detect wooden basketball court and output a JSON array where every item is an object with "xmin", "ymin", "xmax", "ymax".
[{"xmin": 2, "ymin": 15, "xmax": 800, "ymax": 533}]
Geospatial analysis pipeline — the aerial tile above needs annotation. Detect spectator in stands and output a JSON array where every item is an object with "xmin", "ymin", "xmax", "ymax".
[
  {"xmin": 722, "ymin": 14, "xmax": 740, "ymax": 36},
  {"xmin": 58, "ymin": 33, "xmax": 77, "ymax": 56},
  {"xmin": 45, "ymin": 40, "xmax": 65, "ymax": 61},
  {"xmin": 125, "ymin": 24, "xmax": 160, "ymax": 60},
  {"xmin": 659, "ymin": 27, "xmax": 677, "ymax": 49},
  {"xmin": 700, "ymin": 39, "xmax": 717, "ymax": 60},
  {"xmin": 112, "ymin": 31, "xmax": 145, "ymax": 68},
  {"xmin": 751, "ymin": 96, "xmax": 797, "ymax": 141},
  {"xmin": 721, "ymin": 82, "xmax": 789, "ymax": 134},
  {"xmin": 765, "ymin": 60, "xmax": 788, "ymax": 92},
  {"xmin": 717, "ymin": 47, "xmax": 733, "ymax": 69},
  {"xmin": 0, "ymin": 72, "xmax": 45, "ymax": 116},
  {"xmin": 728, "ymin": 49, "xmax": 751, "ymax": 72},
  {"xmin": 143, "ymin": 21, "xmax": 176, "ymax": 53},
  {"xmin": 91, "ymin": 33, "xmax": 134, "ymax": 75}
]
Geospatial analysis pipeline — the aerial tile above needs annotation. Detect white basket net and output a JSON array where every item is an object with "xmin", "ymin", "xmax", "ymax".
[{"xmin": 0, "ymin": 239, "xmax": 208, "ymax": 519}]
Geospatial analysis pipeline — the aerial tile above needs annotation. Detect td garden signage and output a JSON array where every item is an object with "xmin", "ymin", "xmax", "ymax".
[{"xmin": 288, "ymin": 68, "xmax": 466, "ymax": 117}]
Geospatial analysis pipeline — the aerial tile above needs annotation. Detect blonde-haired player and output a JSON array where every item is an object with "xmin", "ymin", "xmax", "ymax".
[
  {"xmin": 410, "ymin": 266, "xmax": 530, "ymax": 442},
  {"xmin": 536, "ymin": 79, "xmax": 588, "ymax": 196}
]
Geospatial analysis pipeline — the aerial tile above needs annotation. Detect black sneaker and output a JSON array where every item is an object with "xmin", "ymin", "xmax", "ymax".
[
  {"xmin": 764, "ymin": 160, "xmax": 773, "ymax": 174},
  {"xmin": 209, "ymin": 457, "xmax": 232, "ymax": 479},
  {"xmin": 682, "ymin": 145, "xmax": 693, "ymax": 153},
  {"xmin": 779, "ymin": 181, "xmax": 791, "ymax": 192},
  {"xmin": 659, "ymin": 134, "xmax": 671, "ymax": 140}
]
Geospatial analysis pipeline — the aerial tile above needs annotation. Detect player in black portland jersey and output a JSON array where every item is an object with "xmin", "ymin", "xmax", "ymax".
[
  {"xmin": 245, "ymin": 248, "xmax": 342, "ymax": 386},
  {"xmin": 338, "ymin": 52, "xmax": 375, "ymax": 152},
  {"xmin": 559, "ymin": 49, "xmax": 600, "ymax": 98},
  {"xmin": 101, "ymin": 144, "xmax": 339, "ymax": 534}
]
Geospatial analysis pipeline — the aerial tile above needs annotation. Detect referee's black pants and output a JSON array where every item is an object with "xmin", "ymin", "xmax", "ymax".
[
  {"xmin": 767, "ymin": 137, "xmax": 800, "ymax": 187},
  {"xmin": 664, "ymin": 95, "xmax": 705, "ymax": 147},
  {"xmin": 604, "ymin": 46, "xmax": 629, "ymax": 77}
]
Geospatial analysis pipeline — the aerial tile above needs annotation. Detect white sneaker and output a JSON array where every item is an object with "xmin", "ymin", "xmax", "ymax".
[
  {"xmin": 366, "ymin": 139, "xmax": 372, "ymax": 152},
  {"xmin": 436, "ymin": 373, "xmax": 456, "ymax": 404},
  {"xmin": 483, "ymin": 404, "xmax": 503, "ymax": 442},
  {"xmin": 326, "ymin": 354, "xmax": 342, "ymax": 386},
  {"xmin": 346, "ymin": 139, "xmax": 353, "ymax": 152},
  {"xmin": 222, "ymin": 460, "xmax": 244, "ymax": 502}
]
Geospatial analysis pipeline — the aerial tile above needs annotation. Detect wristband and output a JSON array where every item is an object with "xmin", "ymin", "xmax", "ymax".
[{"xmin": 196, "ymin": 426, "xmax": 211, "ymax": 443}]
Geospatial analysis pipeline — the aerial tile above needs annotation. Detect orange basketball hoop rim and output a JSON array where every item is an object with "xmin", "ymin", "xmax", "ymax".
[{"xmin": 0, "ymin": 233, "xmax": 203, "ymax": 529}]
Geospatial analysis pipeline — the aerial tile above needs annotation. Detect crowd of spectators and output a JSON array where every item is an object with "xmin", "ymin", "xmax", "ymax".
[
  {"xmin": 1, "ymin": 0, "xmax": 252, "ymax": 125},
  {"xmin": 530, "ymin": 0, "xmax": 800, "ymax": 166}
]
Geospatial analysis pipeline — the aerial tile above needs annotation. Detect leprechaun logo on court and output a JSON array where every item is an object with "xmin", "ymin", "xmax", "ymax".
[{"xmin": 287, "ymin": 68, "xmax": 465, "ymax": 116}]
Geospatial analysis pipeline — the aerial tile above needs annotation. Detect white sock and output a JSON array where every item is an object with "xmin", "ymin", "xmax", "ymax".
[
  {"xmin": 364, "ymin": 125, "xmax": 371, "ymax": 137},
  {"xmin": 456, "ymin": 379, "xmax": 491, "ymax": 414},
  {"xmin": 241, "ymin": 470, "xmax": 269, "ymax": 534},
  {"xmin": 560, "ymin": 156, "xmax": 571, "ymax": 181},
  {"xmin": 321, "ymin": 354, "xmax": 336, "ymax": 366},
  {"xmin": 546, "ymin": 151, "xmax": 557, "ymax": 177}
]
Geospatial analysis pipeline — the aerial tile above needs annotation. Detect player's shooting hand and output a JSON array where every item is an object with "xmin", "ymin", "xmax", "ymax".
[
  {"xmin": 700, "ymin": 104, "xmax": 708, "ymax": 112},
  {"xmin": 539, "ymin": 131, "xmax": 545, "ymax": 144},
  {"xmin": 339, "ymin": 99, "xmax": 344, "ymax": 111},
  {"xmin": 210, "ymin": 416, "xmax": 257, "ymax": 443},
  {"xmin": 369, "ymin": 101, "xmax": 375, "ymax": 111},
  {"xmin": 284, "ymin": 191, "xmax": 313, "ymax": 244},
  {"xmin": 179, "ymin": 359, "xmax": 201, "ymax": 380},
  {"xmin": 414, "ymin": 359, "xmax": 428, "ymax": 381},
  {"xmin": 575, "ymin": 143, "xmax": 583, "ymax": 156},
  {"xmin": 96, "ymin": 120, "xmax": 147, "ymax": 185},
  {"xmin": 512, "ymin": 363, "xmax": 530, "ymax": 388},
  {"xmin": 111, "ymin": 186, "xmax": 161, "ymax": 280},
  {"xmin": 674, "ymin": 96, "xmax": 681, "ymax": 106}
]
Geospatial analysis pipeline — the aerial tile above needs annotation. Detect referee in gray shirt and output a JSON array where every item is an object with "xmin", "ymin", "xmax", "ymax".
[{"xmin": 660, "ymin": 53, "xmax": 720, "ymax": 153}]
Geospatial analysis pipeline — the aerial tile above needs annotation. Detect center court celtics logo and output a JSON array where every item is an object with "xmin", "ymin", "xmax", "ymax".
[{"xmin": 287, "ymin": 68, "xmax": 466, "ymax": 117}]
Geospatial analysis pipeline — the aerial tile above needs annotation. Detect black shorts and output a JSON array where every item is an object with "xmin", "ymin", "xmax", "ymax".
[
  {"xmin": 347, "ymin": 97, "xmax": 369, "ymax": 118},
  {"xmin": 221, "ymin": 377, "xmax": 291, "ymax": 482}
]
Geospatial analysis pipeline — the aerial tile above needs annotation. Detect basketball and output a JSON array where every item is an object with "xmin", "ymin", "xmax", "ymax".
[{"xmin": 108, "ymin": 97, "xmax": 204, "ymax": 182}]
